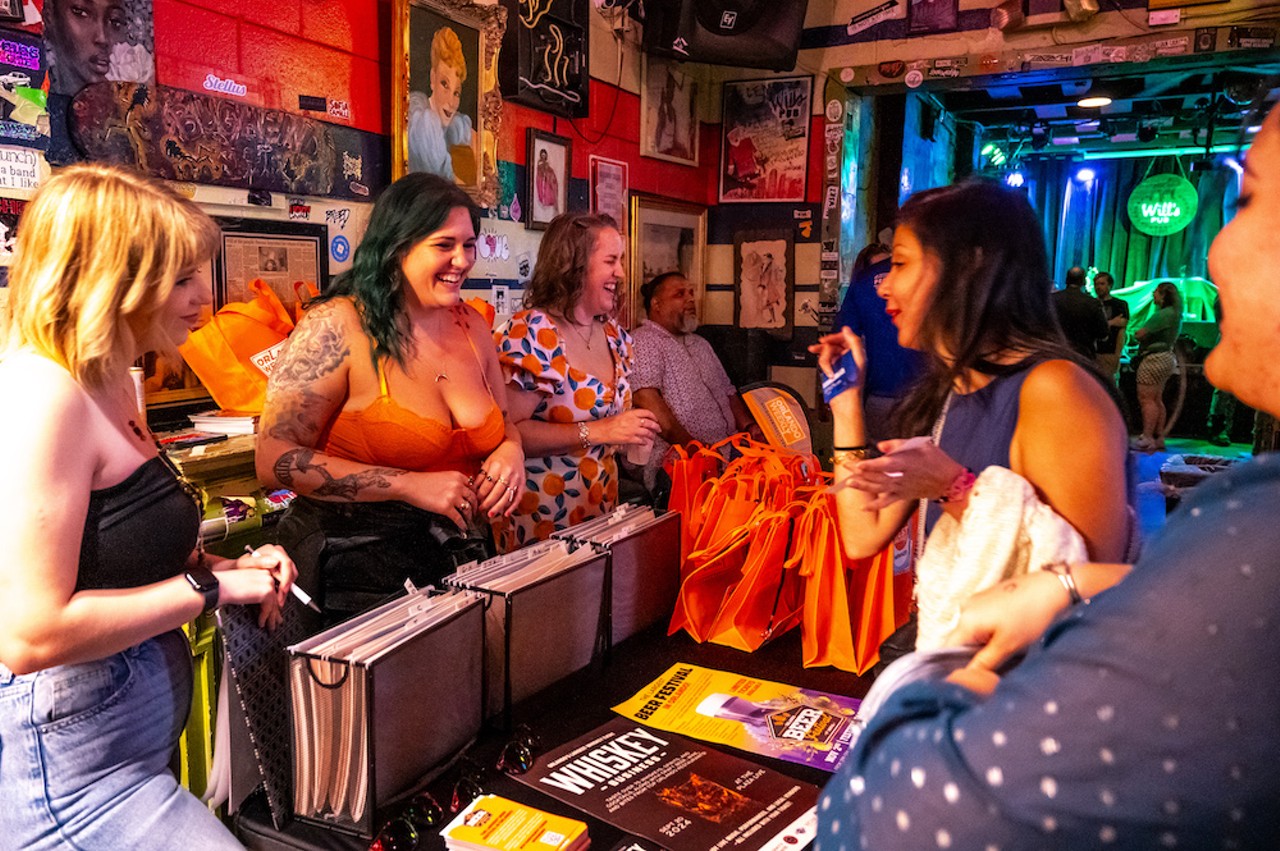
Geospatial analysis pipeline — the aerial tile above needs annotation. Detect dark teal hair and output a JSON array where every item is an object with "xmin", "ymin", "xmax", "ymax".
[{"xmin": 321, "ymin": 172, "xmax": 480, "ymax": 365}]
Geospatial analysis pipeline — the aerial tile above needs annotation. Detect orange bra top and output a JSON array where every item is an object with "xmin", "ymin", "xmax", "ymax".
[{"xmin": 321, "ymin": 331, "xmax": 505, "ymax": 475}]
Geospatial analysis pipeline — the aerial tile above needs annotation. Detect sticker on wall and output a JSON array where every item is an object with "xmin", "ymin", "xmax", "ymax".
[
  {"xmin": 0, "ymin": 196, "xmax": 26, "ymax": 260},
  {"xmin": 0, "ymin": 145, "xmax": 43, "ymax": 191},
  {"xmin": 478, "ymin": 230, "xmax": 509, "ymax": 261},
  {"xmin": 203, "ymin": 74, "xmax": 247, "ymax": 97},
  {"xmin": 509, "ymin": 194, "xmax": 522, "ymax": 224},
  {"xmin": 328, "ymin": 100, "xmax": 350, "ymax": 120},
  {"xmin": 825, "ymin": 99, "xmax": 842, "ymax": 123},
  {"xmin": 904, "ymin": 69, "xmax": 924, "ymax": 89},
  {"xmin": 1194, "ymin": 28, "xmax": 1216, "ymax": 52},
  {"xmin": 799, "ymin": 220, "xmax": 813, "ymax": 239},
  {"xmin": 847, "ymin": 0, "xmax": 902, "ymax": 36},
  {"xmin": 288, "ymin": 199, "xmax": 310, "ymax": 220},
  {"xmin": 839, "ymin": 67, "xmax": 854, "ymax": 83},
  {"xmin": 325, "ymin": 208, "xmax": 350, "ymax": 229},
  {"xmin": 878, "ymin": 61, "xmax": 906, "ymax": 79},
  {"xmin": 330, "ymin": 234, "xmax": 351, "ymax": 263}
]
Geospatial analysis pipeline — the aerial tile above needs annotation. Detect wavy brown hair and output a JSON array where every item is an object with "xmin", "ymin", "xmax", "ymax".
[{"xmin": 524, "ymin": 212, "xmax": 619, "ymax": 318}]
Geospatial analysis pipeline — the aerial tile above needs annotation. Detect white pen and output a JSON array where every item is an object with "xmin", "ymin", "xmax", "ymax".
[{"xmin": 245, "ymin": 546, "xmax": 322, "ymax": 613}]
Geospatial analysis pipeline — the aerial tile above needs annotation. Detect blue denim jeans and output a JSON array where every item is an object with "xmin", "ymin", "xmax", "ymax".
[{"xmin": 0, "ymin": 631, "xmax": 241, "ymax": 850}]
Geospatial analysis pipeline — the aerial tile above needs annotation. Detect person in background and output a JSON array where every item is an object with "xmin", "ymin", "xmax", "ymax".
[
  {"xmin": 817, "ymin": 97, "xmax": 1280, "ymax": 849},
  {"xmin": 1132, "ymin": 280, "xmax": 1183, "ymax": 452},
  {"xmin": 258, "ymin": 172, "xmax": 523, "ymax": 622},
  {"xmin": 1051, "ymin": 265, "xmax": 1108, "ymax": 360},
  {"xmin": 1093, "ymin": 270, "xmax": 1130, "ymax": 382},
  {"xmin": 631, "ymin": 271, "xmax": 759, "ymax": 495},
  {"xmin": 0, "ymin": 164, "xmax": 295, "ymax": 849},
  {"xmin": 1205, "ymin": 293, "xmax": 1238, "ymax": 446},
  {"xmin": 812, "ymin": 180, "xmax": 1130, "ymax": 666},
  {"xmin": 495, "ymin": 213, "xmax": 660, "ymax": 551},
  {"xmin": 832, "ymin": 241, "xmax": 925, "ymax": 445}
]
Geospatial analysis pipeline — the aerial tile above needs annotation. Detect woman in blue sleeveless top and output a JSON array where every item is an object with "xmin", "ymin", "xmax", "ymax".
[{"xmin": 813, "ymin": 180, "xmax": 1132, "ymax": 661}]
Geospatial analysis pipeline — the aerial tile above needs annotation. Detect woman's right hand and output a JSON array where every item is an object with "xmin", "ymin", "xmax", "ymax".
[
  {"xmin": 597, "ymin": 409, "xmax": 661, "ymax": 447},
  {"xmin": 216, "ymin": 566, "xmax": 288, "ymax": 630},
  {"xmin": 403, "ymin": 471, "xmax": 480, "ymax": 532}
]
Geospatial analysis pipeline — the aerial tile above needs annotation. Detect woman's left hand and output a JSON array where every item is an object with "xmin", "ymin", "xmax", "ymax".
[
  {"xmin": 226, "ymin": 544, "xmax": 297, "ymax": 630},
  {"xmin": 476, "ymin": 439, "xmax": 525, "ymax": 518},
  {"xmin": 840, "ymin": 436, "xmax": 967, "ymax": 510}
]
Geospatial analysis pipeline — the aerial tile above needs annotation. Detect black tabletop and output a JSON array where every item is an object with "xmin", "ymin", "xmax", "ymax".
[{"xmin": 235, "ymin": 625, "xmax": 874, "ymax": 851}]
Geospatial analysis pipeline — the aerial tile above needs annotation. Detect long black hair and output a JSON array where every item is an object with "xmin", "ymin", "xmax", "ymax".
[
  {"xmin": 892, "ymin": 179, "xmax": 1101, "ymax": 436},
  {"xmin": 321, "ymin": 171, "xmax": 480, "ymax": 365}
]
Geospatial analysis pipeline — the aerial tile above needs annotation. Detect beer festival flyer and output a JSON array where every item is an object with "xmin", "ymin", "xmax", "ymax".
[{"xmin": 611, "ymin": 664, "xmax": 860, "ymax": 772}]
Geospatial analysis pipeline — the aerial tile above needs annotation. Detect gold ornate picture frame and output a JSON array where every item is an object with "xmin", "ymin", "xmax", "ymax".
[
  {"xmin": 392, "ymin": 0, "xmax": 505, "ymax": 207},
  {"xmin": 627, "ymin": 195, "xmax": 706, "ymax": 331}
]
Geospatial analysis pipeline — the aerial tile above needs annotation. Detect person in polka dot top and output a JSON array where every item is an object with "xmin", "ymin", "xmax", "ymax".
[{"xmin": 818, "ymin": 96, "xmax": 1280, "ymax": 849}]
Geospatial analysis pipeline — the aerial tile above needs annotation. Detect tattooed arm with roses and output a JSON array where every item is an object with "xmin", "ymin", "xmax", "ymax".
[{"xmin": 255, "ymin": 298, "xmax": 481, "ymax": 532}]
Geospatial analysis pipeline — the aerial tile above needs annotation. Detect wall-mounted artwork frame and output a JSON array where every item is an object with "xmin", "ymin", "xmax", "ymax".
[
  {"xmin": 526, "ymin": 128, "xmax": 571, "ymax": 230},
  {"xmin": 589, "ymin": 154, "xmax": 628, "ymax": 235},
  {"xmin": 719, "ymin": 75, "xmax": 812, "ymax": 203},
  {"xmin": 213, "ymin": 218, "xmax": 330, "ymax": 314},
  {"xmin": 734, "ymin": 229, "xmax": 794, "ymax": 336},
  {"xmin": 907, "ymin": 0, "xmax": 960, "ymax": 35},
  {"xmin": 627, "ymin": 194, "xmax": 705, "ymax": 331},
  {"xmin": 0, "ymin": 0, "xmax": 24, "ymax": 22},
  {"xmin": 392, "ymin": 0, "xmax": 505, "ymax": 207},
  {"xmin": 641, "ymin": 55, "xmax": 699, "ymax": 166}
]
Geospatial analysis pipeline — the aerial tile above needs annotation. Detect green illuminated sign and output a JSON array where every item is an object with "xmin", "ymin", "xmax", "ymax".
[{"xmin": 1127, "ymin": 173, "xmax": 1198, "ymax": 237}]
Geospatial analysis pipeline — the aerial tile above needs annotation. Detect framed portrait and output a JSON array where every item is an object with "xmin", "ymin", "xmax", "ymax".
[
  {"xmin": 640, "ymin": 55, "xmax": 699, "ymax": 166},
  {"xmin": 526, "ymin": 128, "xmax": 571, "ymax": 231},
  {"xmin": 908, "ymin": 0, "xmax": 959, "ymax": 34},
  {"xmin": 0, "ymin": 0, "xmax": 24, "ymax": 22},
  {"xmin": 43, "ymin": 0, "xmax": 156, "ymax": 97},
  {"xmin": 213, "ymin": 218, "xmax": 330, "ymax": 315},
  {"xmin": 734, "ymin": 229, "xmax": 794, "ymax": 336},
  {"xmin": 719, "ymin": 76, "xmax": 813, "ymax": 203},
  {"xmin": 627, "ymin": 194, "xmax": 706, "ymax": 331},
  {"xmin": 392, "ymin": 0, "xmax": 505, "ymax": 207},
  {"xmin": 589, "ymin": 155, "xmax": 628, "ymax": 235}
]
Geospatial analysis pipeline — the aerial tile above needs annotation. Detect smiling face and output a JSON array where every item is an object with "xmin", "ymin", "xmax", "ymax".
[
  {"xmin": 1205, "ymin": 107, "xmax": 1280, "ymax": 416},
  {"xmin": 577, "ymin": 227, "xmax": 625, "ymax": 321},
  {"xmin": 399, "ymin": 206, "xmax": 477, "ymax": 310},
  {"xmin": 153, "ymin": 266, "xmax": 213, "ymax": 350},
  {"xmin": 429, "ymin": 59, "xmax": 462, "ymax": 125},
  {"xmin": 880, "ymin": 224, "xmax": 941, "ymax": 351},
  {"xmin": 51, "ymin": 0, "xmax": 127, "ymax": 93}
]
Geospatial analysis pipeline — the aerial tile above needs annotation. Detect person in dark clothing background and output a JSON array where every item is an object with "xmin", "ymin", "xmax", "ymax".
[
  {"xmin": 1093, "ymin": 271, "xmax": 1130, "ymax": 381},
  {"xmin": 1051, "ymin": 266, "xmax": 1109, "ymax": 359}
]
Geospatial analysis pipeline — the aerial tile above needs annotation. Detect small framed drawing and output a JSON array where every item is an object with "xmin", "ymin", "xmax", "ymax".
[
  {"xmin": 627, "ymin": 194, "xmax": 706, "ymax": 331},
  {"xmin": 908, "ymin": 0, "xmax": 959, "ymax": 35},
  {"xmin": 589, "ymin": 155, "xmax": 628, "ymax": 235},
  {"xmin": 526, "ymin": 128, "xmax": 571, "ymax": 230},
  {"xmin": 391, "ymin": 0, "xmax": 506, "ymax": 207},
  {"xmin": 734, "ymin": 229, "xmax": 794, "ymax": 336},
  {"xmin": 719, "ymin": 75, "xmax": 813, "ymax": 203},
  {"xmin": 641, "ymin": 55, "xmax": 699, "ymax": 166}
]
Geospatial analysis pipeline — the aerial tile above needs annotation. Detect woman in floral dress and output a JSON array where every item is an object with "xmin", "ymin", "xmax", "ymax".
[{"xmin": 495, "ymin": 212, "xmax": 660, "ymax": 551}]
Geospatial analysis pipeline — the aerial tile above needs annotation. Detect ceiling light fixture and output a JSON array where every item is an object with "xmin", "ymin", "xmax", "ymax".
[{"xmin": 1077, "ymin": 95, "xmax": 1112, "ymax": 109}]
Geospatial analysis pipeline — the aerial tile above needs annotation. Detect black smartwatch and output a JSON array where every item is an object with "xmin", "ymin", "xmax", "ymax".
[{"xmin": 185, "ymin": 563, "xmax": 220, "ymax": 614}]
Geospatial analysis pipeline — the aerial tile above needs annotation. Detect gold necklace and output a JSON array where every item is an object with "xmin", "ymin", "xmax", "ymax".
[{"xmin": 560, "ymin": 315, "xmax": 598, "ymax": 351}]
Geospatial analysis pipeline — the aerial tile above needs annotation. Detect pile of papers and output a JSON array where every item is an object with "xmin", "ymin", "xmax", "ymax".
[{"xmin": 442, "ymin": 795, "xmax": 588, "ymax": 851}]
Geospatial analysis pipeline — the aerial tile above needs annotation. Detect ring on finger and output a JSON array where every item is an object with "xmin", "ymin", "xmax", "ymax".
[{"xmin": 459, "ymin": 500, "xmax": 470, "ymax": 512}]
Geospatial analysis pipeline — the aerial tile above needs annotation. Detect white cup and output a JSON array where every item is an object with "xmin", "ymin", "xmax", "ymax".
[{"xmin": 625, "ymin": 438, "xmax": 653, "ymax": 466}]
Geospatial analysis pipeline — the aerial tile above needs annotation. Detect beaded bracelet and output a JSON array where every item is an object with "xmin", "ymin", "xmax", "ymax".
[{"xmin": 577, "ymin": 421, "xmax": 592, "ymax": 451}]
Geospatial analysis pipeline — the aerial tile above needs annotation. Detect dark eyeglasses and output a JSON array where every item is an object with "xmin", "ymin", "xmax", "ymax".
[
  {"xmin": 450, "ymin": 756, "xmax": 486, "ymax": 814},
  {"xmin": 368, "ymin": 791, "xmax": 443, "ymax": 851},
  {"xmin": 495, "ymin": 724, "xmax": 541, "ymax": 775}
]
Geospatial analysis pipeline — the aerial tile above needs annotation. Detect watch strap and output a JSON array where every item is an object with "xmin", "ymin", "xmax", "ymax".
[{"xmin": 185, "ymin": 563, "xmax": 220, "ymax": 614}]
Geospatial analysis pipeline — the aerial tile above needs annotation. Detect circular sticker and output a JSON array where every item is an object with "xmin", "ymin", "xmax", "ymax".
[
  {"xmin": 330, "ymin": 234, "xmax": 351, "ymax": 263},
  {"xmin": 839, "ymin": 67, "xmax": 855, "ymax": 83},
  {"xmin": 1127, "ymin": 173, "xmax": 1198, "ymax": 237},
  {"xmin": 905, "ymin": 69, "xmax": 924, "ymax": 89},
  {"xmin": 825, "ymin": 99, "xmax": 843, "ymax": 123}
]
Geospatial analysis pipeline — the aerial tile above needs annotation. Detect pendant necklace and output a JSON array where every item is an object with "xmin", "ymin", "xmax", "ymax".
[{"xmin": 561, "ymin": 316, "xmax": 597, "ymax": 351}]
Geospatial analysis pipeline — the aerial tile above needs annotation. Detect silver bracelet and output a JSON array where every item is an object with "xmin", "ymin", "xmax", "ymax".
[
  {"xmin": 1044, "ymin": 561, "xmax": 1086, "ymax": 606},
  {"xmin": 576, "ymin": 421, "xmax": 591, "ymax": 451}
]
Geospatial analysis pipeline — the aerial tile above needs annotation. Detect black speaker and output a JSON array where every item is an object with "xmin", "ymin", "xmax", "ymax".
[{"xmin": 642, "ymin": 0, "xmax": 810, "ymax": 72}]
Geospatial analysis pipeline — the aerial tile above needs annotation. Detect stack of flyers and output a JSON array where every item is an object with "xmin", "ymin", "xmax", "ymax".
[{"xmin": 442, "ymin": 794, "xmax": 590, "ymax": 851}]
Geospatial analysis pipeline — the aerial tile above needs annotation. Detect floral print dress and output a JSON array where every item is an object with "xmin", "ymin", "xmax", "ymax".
[{"xmin": 494, "ymin": 308, "xmax": 634, "ymax": 552}]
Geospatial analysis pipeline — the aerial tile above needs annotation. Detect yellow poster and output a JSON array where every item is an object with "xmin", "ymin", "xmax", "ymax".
[{"xmin": 611, "ymin": 663, "xmax": 860, "ymax": 772}]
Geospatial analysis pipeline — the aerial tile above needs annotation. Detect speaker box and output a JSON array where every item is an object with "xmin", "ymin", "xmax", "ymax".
[{"xmin": 642, "ymin": 0, "xmax": 810, "ymax": 72}]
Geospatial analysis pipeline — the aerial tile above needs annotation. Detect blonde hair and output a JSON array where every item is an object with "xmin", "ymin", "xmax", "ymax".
[
  {"xmin": 5, "ymin": 163, "xmax": 219, "ymax": 389},
  {"xmin": 431, "ymin": 26, "xmax": 467, "ymax": 82}
]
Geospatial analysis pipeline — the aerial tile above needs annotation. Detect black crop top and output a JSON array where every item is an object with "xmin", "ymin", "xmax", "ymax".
[{"xmin": 76, "ymin": 456, "xmax": 200, "ymax": 591}]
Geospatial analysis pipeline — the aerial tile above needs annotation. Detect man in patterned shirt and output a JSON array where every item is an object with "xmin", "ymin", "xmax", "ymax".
[{"xmin": 631, "ymin": 272, "xmax": 758, "ymax": 494}]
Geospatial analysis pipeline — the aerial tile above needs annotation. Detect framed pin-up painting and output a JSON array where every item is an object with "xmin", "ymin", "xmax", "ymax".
[
  {"xmin": 627, "ymin": 194, "xmax": 705, "ymax": 331},
  {"xmin": 392, "ymin": 0, "xmax": 505, "ymax": 207},
  {"xmin": 734, "ymin": 229, "xmax": 793, "ymax": 336},
  {"xmin": 526, "ymin": 128, "xmax": 570, "ymax": 230}
]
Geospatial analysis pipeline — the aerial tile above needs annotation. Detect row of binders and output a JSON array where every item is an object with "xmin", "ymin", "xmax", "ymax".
[{"xmin": 285, "ymin": 504, "xmax": 680, "ymax": 838}]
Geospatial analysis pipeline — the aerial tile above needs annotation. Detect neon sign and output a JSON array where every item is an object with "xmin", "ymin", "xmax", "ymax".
[{"xmin": 1127, "ymin": 173, "xmax": 1197, "ymax": 237}]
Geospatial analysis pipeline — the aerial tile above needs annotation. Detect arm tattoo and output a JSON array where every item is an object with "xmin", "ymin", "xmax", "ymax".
[
  {"xmin": 273, "ymin": 447, "xmax": 407, "ymax": 501},
  {"xmin": 265, "ymin": 387, "xmax": 333, "ymax": 446},
  {"xmin": 271, "ymin": 307, "xmax": 351, "ymax": 388}
]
